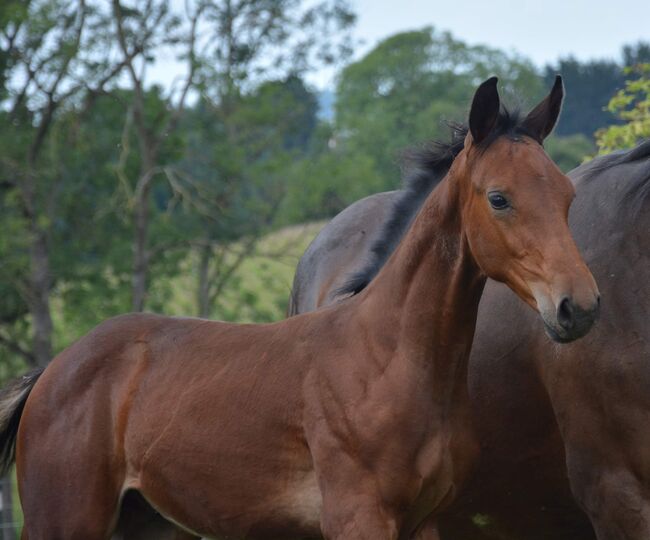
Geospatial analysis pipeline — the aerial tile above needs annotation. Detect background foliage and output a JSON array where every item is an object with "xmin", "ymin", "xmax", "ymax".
[
  {"xmin": 595, "ymin": 63, "xmax": 650, "ymax": 153},
  {"xmin": 1, "ymin": 1, "xmax": 648, "ymax": 378}
]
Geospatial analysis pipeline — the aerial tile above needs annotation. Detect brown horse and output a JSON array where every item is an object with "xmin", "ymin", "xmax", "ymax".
[
  {"xmin": 289, "ymin": 126, "xmax": 650, "ymax": 538},
  {"xmin": 0, "ymin": 77, "xmax": 599, "ymax": 540}
]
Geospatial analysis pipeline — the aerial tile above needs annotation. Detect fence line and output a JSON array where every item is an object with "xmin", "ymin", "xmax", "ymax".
[{"xmin": 0, "ymin": 475, "xmax": 17, "ymax": 540}]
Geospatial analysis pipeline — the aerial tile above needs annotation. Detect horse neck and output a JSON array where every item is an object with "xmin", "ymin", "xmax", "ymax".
[{"xmin": 357, "ymin": 172, "xmax": 487, "ymax": 391}]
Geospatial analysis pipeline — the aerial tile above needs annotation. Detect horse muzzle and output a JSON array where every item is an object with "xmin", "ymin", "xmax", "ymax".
[{"xmin": 542, "ymin": 294, "xmax": 601, "ymax": 343}]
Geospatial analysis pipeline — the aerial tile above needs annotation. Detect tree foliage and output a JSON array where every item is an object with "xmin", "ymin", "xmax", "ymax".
[
  {"xmin": 0, "ymin": 0, "xmax": 352, "ymax": 375},
  {"xmin": 333, "ymin": 27, "xmax": 544, "ymax": 196},
  {"xmin": 544, "ymin": 57, "xmax": 625, "ymax": 137},
  {"xmin": 595, "ymin": 63, "xmax": 650, "ymax": 153},
  {"xmin": 1, "ymin": 4, "xmax": 645, "ymax": 387},
  {"xmin": 545, "ymin": 42, "xmax": 650, "ymax": 137},
  {"xmin": 0, "ymin": 0, "xmax": 126, "ymax": 367}
]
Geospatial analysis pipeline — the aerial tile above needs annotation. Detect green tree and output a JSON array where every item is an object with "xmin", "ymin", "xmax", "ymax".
[
  {"xmin": 544, "ymin": 57, "xmax": 625, "ymax": 137},
  {"xmin": 544, "ymin": 43, "xmax": 650, "ymax": 138},
  {"xmin": 334, "ymin": 27, "xmax": 544, "ymax": 196},
  {"xmin": 49, "ymin": 88, "xmax": 184, "ymax": 344},
  {"xmin": 179, "ymin": 77, "xmax": 321, "ymax": 317},
  {"xmin": 622, "ymin": 42, "xmax": 650, "ymax": 69},
  {"xmin": 110, "ymin": 0, "xmax": 204, "ymax": 311},
  {"xmin": 595, "ymin": 63, "xmax": 650, "ymax": 153},
  {"xmin": 109, "ymin": 0, "xmax": 354, "ymax": 313},
  {"xmin": 544, "ymin": 134, "xmax": 595, "ymax": 172},
  {"xmin": 0, "ymin": 0, "xmax": 126, "ymax": 368},
  {"xmin": 179, "ymin": 0, "xmax": 354, "ymax": 318}
]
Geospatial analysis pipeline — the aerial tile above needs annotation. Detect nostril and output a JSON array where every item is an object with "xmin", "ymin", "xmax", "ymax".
[{"xmin": 557, "ymin": 297, "xmax": 575, "ymax": 330}]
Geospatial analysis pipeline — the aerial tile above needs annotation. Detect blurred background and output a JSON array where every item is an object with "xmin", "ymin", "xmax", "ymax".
[{"xmin": 0, "ymin": 0, "xmax": 649, "ymax": 533}]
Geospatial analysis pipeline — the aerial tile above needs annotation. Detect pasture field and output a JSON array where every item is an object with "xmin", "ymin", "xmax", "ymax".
[{"xmin": 166, "ymin": 223, "xmax": 324, "ymax": 323}]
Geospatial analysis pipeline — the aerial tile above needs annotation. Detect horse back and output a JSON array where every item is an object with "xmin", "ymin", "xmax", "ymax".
[
  {"xmin": 16, "ymin": 312, "xmax": 328, "ymax": 537},
  {"xmin": 290, "ymin": 191, "xmax": 397, "ymax": 315}
]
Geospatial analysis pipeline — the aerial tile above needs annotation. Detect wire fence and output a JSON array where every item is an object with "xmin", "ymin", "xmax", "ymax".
[{"xmin": 0, "ymin": 475, "xmax": 18, "ymax": 540}]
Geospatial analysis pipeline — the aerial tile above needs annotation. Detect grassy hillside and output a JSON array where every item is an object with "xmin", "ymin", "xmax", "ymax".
[
  {"xmin": 165, "ymin": 222, "xmax": 324, "ymax": 322},
  {"xmin": 47, "ymin": 221, "xmax": 323, "ymax": 355}
]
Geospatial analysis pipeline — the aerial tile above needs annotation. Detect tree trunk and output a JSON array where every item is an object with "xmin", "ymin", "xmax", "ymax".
[
  {"xmin": 18, "ymin": 163, "xmax": 53, "ymax": 369},
  {"xmin": 197, "ymin": 243, "xmax": 212, "ymax": 318},
  {"xmin": 132, "ymin": 182, "xmax": 150, "ymax": 312},
  {"xmin": 29, "ymin": 225, "xmax": 53, "ymax": 367},
  {"xmin": 20, "ymin": 166, "xmax": 54, "ymax": 369}
]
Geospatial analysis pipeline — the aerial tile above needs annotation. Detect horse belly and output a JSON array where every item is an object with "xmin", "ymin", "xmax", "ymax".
[
  {"xmin": 148, "ymin": 471, "xmax": 322, "ymax": 539},
  {"xmin": 132, "ymin": 436, "xmax": 323, "ymax": 539}
]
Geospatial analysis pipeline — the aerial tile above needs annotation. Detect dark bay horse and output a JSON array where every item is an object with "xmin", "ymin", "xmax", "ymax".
[
  {"xmin": 0, "ymin": 77, "xmax": 599, "ymax": 540},
  {"xmin": 289, "ymin": 126, "xmax": 650, "ymax": 538}
]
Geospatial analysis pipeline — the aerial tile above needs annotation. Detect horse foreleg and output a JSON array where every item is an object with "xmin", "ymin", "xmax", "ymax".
[
  {"xmin": 316, "ymin": 471, "xmax": 399, "ymax": 540},
  {"xmin": 566, "ymin": 454, "xmax": 650, "ymax": 540},
  {"xmin": 319, "ymin": 496, "xmax": 399, "ymax": 540},
  {"xmin": 550, "ymin": 348, "xmax": 650, "ymax": 540},
  {"xmin": 412, "ymin": 515, "xmax": 440, "ymax": 540}
]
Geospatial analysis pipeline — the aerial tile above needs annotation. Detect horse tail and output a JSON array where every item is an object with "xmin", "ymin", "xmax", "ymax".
[{"xmin": 0, "ymin": 368, "xmax": 43, "ymax": 474}]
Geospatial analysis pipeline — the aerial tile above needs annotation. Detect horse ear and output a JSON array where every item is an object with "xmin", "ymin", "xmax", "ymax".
[
  {"xmin": 522, "ymin": 75, "xmax": 564, "ymax": 142},
  {"xmin": 469, "ymin": 77, "xmax": 500, "ymax": 145}
]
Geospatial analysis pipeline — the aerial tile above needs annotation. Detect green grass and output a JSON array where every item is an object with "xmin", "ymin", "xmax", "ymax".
[{"xmin": 164, "ymin": 222, "xmax": 324, "ymax": 322}]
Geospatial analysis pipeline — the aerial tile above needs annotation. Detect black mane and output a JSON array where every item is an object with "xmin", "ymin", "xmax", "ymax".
[{"xmin": 338, "ymin": 108, "xmax": 531, "ymax": 297}]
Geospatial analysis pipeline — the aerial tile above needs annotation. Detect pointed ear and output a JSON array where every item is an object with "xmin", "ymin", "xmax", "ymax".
[
  {"xmin": 522, "ymin": 75, "xmax": 564, "ymax": 142},
  {"xmin": 469, "ymin": 77, "xmax": 500, "ymax": 145}
]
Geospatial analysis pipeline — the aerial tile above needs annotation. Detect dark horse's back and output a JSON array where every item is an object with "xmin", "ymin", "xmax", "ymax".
[
  {"xmin": 289, "ymin": 191, "xmax": 396, "ymax": 315},
  {"xmin": 289, "ymin": 140, "xmax": 650, "ymax": 540}
]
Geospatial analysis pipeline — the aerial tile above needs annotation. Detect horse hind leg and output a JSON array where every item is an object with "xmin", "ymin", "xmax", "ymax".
[
  {"xmin": 19, "ymin": 480, "xmax": 122, "ymax": 539},
  {"xmin": 18, "ymin": 424, "xmax": 125, "ymax": 539},
  {"xmin": 21, "ymin": 472, "xmax": 196, "ymax": 540}
]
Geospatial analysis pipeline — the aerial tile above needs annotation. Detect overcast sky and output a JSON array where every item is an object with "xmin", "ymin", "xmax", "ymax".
[
  {"xmin": 353, "ymin": 0, "xmax": 650, "ymax": 67},
  {"xmin": 150, "ymin": 0, "xmax": 650, "ymax": 90}
]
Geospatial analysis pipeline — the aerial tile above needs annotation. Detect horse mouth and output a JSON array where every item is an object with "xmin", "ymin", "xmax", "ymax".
[
  {"xmin": 543, "ymin": 322, "xmax": 574, "ymax": 344},
  {"xmin": 543, "ymin": 312, "xmax": 598, "ymax": 344}
]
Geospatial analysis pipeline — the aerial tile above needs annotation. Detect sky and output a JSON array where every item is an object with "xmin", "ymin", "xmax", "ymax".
[
  {"xmin": 149, "ymin": 0, "xmax": 650, "ymax": 90},
  {"xmin": 353, "ymin": 0, "xmax": 650, "ymax": 68}
]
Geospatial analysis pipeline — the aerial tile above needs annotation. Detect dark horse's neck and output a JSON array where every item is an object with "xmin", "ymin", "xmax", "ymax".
[{"xmin": 356, "ymin": 171, "xmax": 486, "ymax": 394}]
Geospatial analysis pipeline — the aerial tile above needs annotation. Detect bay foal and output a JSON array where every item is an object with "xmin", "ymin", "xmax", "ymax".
[{"xmin": 0, "ymin": 77, "xmax": 599, "ymax": 539}]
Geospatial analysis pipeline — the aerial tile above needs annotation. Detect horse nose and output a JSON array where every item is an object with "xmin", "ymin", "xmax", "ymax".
[
  {"xmin": 557, "ymin": 297, "xmax": 574, "ymax": 330},
  {"xmin": 557, "ymin": 294, "xmax": 600, "ymax": 332}
]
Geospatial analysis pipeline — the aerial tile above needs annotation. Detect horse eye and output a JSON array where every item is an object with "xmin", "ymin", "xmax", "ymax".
[{"xmin": 488, "ymin": 192, "xmax": 510, "ymax": 210}]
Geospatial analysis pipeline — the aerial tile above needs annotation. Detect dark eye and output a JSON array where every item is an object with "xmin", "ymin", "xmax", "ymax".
[{"xmin": 488, "ymin": 192, "xmax": 510, "ymax": 210}]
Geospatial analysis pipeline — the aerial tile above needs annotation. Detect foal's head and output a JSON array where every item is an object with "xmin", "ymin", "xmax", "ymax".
[{"xmin": 453, "ymin": 77, "xmax": 599, "ymax": 343}]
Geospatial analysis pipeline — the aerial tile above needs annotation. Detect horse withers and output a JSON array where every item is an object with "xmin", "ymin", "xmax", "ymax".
[{"xmin": 0, "ymin": 77, "xmax": 598, "ymax": 540}]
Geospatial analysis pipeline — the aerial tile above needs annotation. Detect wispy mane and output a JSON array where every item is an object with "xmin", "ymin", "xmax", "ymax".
[{"xmin": 338, "ymin": 108, "xmax": 530, "ymax": 297}]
